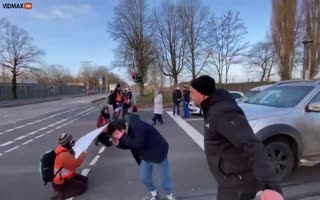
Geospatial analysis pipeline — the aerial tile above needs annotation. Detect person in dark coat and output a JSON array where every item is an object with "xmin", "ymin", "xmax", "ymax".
[
  {"xmin": 190, "ymin": 75, "xmax": 283, "ymax": 200},
  {"xmin": 107, "ymin": 114, "xmax": 176, "ymax": 200},
  {"xmin": 172, "ymin": 87, "xmax": 182, "ymax": 116}
]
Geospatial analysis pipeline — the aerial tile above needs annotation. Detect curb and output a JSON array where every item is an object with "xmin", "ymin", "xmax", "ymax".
[
  {"xmin": 91, "ymin": 97, "xmax": 106, "ymax": 103},
  {"xmin": 0, "ymin": 98, "xmax": 62, "ymax": 108}
]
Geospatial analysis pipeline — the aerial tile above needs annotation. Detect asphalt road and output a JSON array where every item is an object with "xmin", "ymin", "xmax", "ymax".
[{"xmin": 0, "ymin": 98, "xmax": 320, "ymax": 200}]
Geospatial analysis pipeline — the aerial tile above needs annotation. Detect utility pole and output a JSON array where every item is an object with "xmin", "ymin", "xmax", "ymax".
[{"xmin": 302, "ymin": 40, "xmax": 313, "ymax": 80}]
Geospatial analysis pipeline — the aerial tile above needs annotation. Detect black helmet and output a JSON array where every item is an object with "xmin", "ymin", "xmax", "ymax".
[{"xmin": 116, "ymin": 83, "xmax": 121, "ymax": 88}]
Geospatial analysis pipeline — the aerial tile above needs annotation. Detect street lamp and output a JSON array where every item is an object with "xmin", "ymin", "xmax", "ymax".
[{"xmin": 302, "ymin": 40, "xmax": 313, "ymax": 80}]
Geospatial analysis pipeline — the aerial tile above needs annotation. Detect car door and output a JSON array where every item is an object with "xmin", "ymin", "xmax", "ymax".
[{"xmin": 301, "ymin": 90, "xmax": 320, "ymax": 155}]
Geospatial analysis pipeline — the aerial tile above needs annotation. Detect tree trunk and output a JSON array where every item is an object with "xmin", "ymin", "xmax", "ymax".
[
  {"xmin": 173, "ymin": 74, "xmax": 178, "ymax": 86},
  {"xmin": 12, "ymin": 69, "xmax": 17, "ymax": 99},
  {"xmin": 218, "ymin": 73, "xmax": 222, "ymax": 84},
  {"xmin": 261, "ymin": 65, "xmax": 266, "ymax": 82},
  {"xmin": 139, "ymin": 81, "xmax": 144, "ymax": 96},
  {"xmin": 225, "ymin": 68, "xmax": 229, "ymax": 84}
]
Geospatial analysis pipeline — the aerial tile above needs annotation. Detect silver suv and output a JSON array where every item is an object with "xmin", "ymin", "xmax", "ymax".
[{"xmin": 239, "ymin": 80, "xmax": 320, "ymax": 179}]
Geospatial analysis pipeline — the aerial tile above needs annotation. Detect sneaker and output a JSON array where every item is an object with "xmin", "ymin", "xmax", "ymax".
[
  {"xmin": 150, "ymin": 190, "xmax": 159, "ymax": 200},
  {"xmin": 166, "ymin": 193, "xmax": 176, "ymax": 200}
]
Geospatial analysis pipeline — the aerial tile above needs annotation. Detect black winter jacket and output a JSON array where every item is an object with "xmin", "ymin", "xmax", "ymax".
[{"xmin": 201, "ymin": 89, "xmax": 281, "ymax": 193}]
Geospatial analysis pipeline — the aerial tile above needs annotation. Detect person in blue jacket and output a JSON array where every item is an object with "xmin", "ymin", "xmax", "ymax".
[{"xmin": 108, "ymin": 114, "xmax": 176, "ymax": 200}]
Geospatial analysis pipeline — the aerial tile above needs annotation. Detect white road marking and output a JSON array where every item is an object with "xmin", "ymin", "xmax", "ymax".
[
  {"xmin": 47, "ymin": 123, "xmax": 57, "ymax": 127},
  {"xmin": 28, "ymin": 131, "xmax": 39, "ymax": 135},
  {"xmin": 0, "ymin": 153, "xmax": 3, "ymax": 156},
  {"xmin": 22, "ymin": 139, "xmax": 33, "ymax": 145},
  {"xmin": 98, "ymin": 146, "xmax": 106, "ymax": 154},
  {"xmin": 38, "ymin": 127, "xmax": 48, "ymax": 131},
  {"xmin": 167, "ymin": 111, "xmax": 204, "ymax": 150},
  {"xmin": 26, "ymin": 122, "xmax": 34, "ymax": 125},
  {"xmin": 16, "ymin": 125, "xmax": 25, "ymax": 129},
  {"xmin": 0, "ymin": 132, "xmax": 3, "ymax": 135},
  {"xmin": 81, "ymin": 168, "xmax": 91, "ymax": 176},
  {"xmin": 55, "ymin": 126, "xmax": 62, "ymax": 129},
  {"xmin": 185, "ymin": 118, "xmax": 204, "ymax": 121},
  {"xmin": 15, "ymin": 135, "xmax": 28, "ymax": 140},
  {"xmin": 89, "ymin": 155, "xmax": 101, "ymax": 166},
  {"xmin": 35, "ymin": 134, "xmax": 45, "ymax": 139},
  {"xmin": 5, "ymin": 146, "xmax": 19, "ymax": 153},
  {"xmin": 35, "ymin": 119, "xmax": 43, "ymax": 123},
  {"xmin": 4, "ymin": 128, "xmax": 15, "ymax": 133},
  {"xmin": 0, "ymin": 141, "xmax": 15, "ymax": 147},
  {"xmin": 46, "ymin": 130, "xmax": 55, "ymax": 134}
]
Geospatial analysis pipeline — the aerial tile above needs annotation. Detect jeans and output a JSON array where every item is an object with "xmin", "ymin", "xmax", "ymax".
[
  {"xmin": 183, "ymin": 101, "xmax": 190, "ymax": 118},
  {"xmin": 140, "ymin": 158, "xmax": 173, "ymax": 195}
]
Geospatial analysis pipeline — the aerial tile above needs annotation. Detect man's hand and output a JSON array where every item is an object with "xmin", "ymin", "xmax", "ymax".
[
  {"xmin": 261, "ymin": 190, "xmax": 284, "ymax": 200},
  {"xmin": 113, "ymin": 130, "xmax": 125, "ymax": 139}
]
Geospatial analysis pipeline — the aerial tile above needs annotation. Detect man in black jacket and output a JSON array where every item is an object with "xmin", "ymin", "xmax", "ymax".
[
  {"xmin": 190, "ymin": 75, "xmax": 283, "ymax": 200},
  {"xmin": 108, "ymin": 114, "xmax": 176, "ymax": 200},
  {"xmin": 172, "ymin": 87, "xmax": 182, "ymax": 116}
]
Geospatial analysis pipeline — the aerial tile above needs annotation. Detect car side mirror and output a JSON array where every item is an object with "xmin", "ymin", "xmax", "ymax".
[{"xmin": 306, "ymin": 102, "xmax": 320, "ymax": 112}]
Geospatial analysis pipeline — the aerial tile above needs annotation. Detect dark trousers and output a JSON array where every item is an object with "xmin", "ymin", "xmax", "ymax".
[
  {"xmin": 172, "ymin": 102, "xmax": 180, "ymax": 116},
  {"xmin": 52, "ymin": 174, "xmax": 88, "ymax": 199},
  {"xmin": 217, "ymin": 186, "xmax": 257, "ymax": 200},
  {"xmin": 152, "ymin": 114, "xmax": 163, "ymax": 124}
]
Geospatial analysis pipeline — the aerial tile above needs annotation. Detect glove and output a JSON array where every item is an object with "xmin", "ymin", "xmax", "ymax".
[{"xmin": 261, "ymin": 190, "xmax": 284, "ymax": 200}]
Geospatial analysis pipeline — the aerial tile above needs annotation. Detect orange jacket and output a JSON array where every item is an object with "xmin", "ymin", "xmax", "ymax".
[
  {"xmin": 116, "ymin": 90, "xmax": 122, "ymax": 103},
  {"xmin": 53, "ymin": 145, "xmax": 86, "ymax": 185}
]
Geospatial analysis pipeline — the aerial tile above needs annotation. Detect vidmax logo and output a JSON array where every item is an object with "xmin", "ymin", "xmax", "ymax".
[{"xmin": 2, "ymin": 2, "xmax": 32, "ymax": 10}]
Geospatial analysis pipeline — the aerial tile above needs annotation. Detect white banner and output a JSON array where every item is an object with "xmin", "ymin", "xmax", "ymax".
[{"xmin": 73, "ymin": 124, "xmax": 108, "ymax": 158}]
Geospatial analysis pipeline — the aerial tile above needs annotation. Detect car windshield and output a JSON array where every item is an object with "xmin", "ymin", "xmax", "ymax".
[
  {"xmin": 244, "ymin": 86, "xmax": 314, "ymax": 107},
  {"xmin": 239, "ymin": 90, "xmax": 259, "ymax": 102},
  {"xmin": 230, "ymin": 92, "xmax": 242, "ymax": 99}
]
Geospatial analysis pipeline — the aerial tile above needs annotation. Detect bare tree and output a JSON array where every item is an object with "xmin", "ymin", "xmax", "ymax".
[
  {"xmin": 179, "ymin": 0, "xmax": 210, "ymax": 80},
  {"xmin": 271, "ymin": 0, "xmax": 302, "ymax": 80},
  {"xmin": 246, "ymin": 39, "xmax": 277, "ymax": 82},
  {"xmin": 0, "ymin": 22, "xmax": 45, "ymax": 98},
  {"xmin": 108, "ymin": 0, "xmax": 154, "ymax": 96},
  {"xmin": 303, "ymin": 0, "xmax": 320, "ymax": 79},
  {"xmin": 46, "ymin": 64, "xmax": 71, "ymax": 85},
  {"xmin": 207, "ymin": 11, "xmax": 249, "ymax": 84},
  {"xmin": 153, "ymin": 1, "xmax": 186, "ymax": 85}
]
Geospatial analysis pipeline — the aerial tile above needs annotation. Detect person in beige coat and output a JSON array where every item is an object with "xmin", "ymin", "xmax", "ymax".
[{"xmin": 152, "ymin": 90, "xmax": 164, "ymax": 125}]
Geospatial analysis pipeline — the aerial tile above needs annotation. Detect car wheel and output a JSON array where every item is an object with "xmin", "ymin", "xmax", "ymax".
[{"xmin": 265, "ymin": 141, "xmax": 295, "ymax": 180}]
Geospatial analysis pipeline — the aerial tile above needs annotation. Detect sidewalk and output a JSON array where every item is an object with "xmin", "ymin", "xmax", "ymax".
[{"xmin": 0, "ymin": 94, "xmax": 90, "ymax": 107}]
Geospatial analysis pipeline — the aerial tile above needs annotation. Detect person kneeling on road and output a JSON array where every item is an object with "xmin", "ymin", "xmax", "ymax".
[
  {"xmin": 95, "ymin": 106, "xmax": 112, "ymax": 147},
  {"xmin": 51, "ymin": 133, "xmax": 87, "ymax": 200},
  {"xmin": 108, "ymin": 114, "xmax": 176, "ymax": 200}
]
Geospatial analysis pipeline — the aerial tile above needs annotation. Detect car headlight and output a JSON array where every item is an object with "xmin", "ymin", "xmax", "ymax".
[{"xmin": 248, "ymin": 120, "xmax": 258, "ymax": 127}]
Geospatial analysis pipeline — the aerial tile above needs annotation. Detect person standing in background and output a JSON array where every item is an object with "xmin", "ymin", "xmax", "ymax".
[
  {"xmin": 152, "ymin": 90, "xmax": 164, "ymax": 125},
  {"xmin": 182, "ymin": 85, "xmax": 190, "ymax": 118},
  {"xmin": 172, "ymin": 87, "xmax": 181, "ymax": 116}
]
